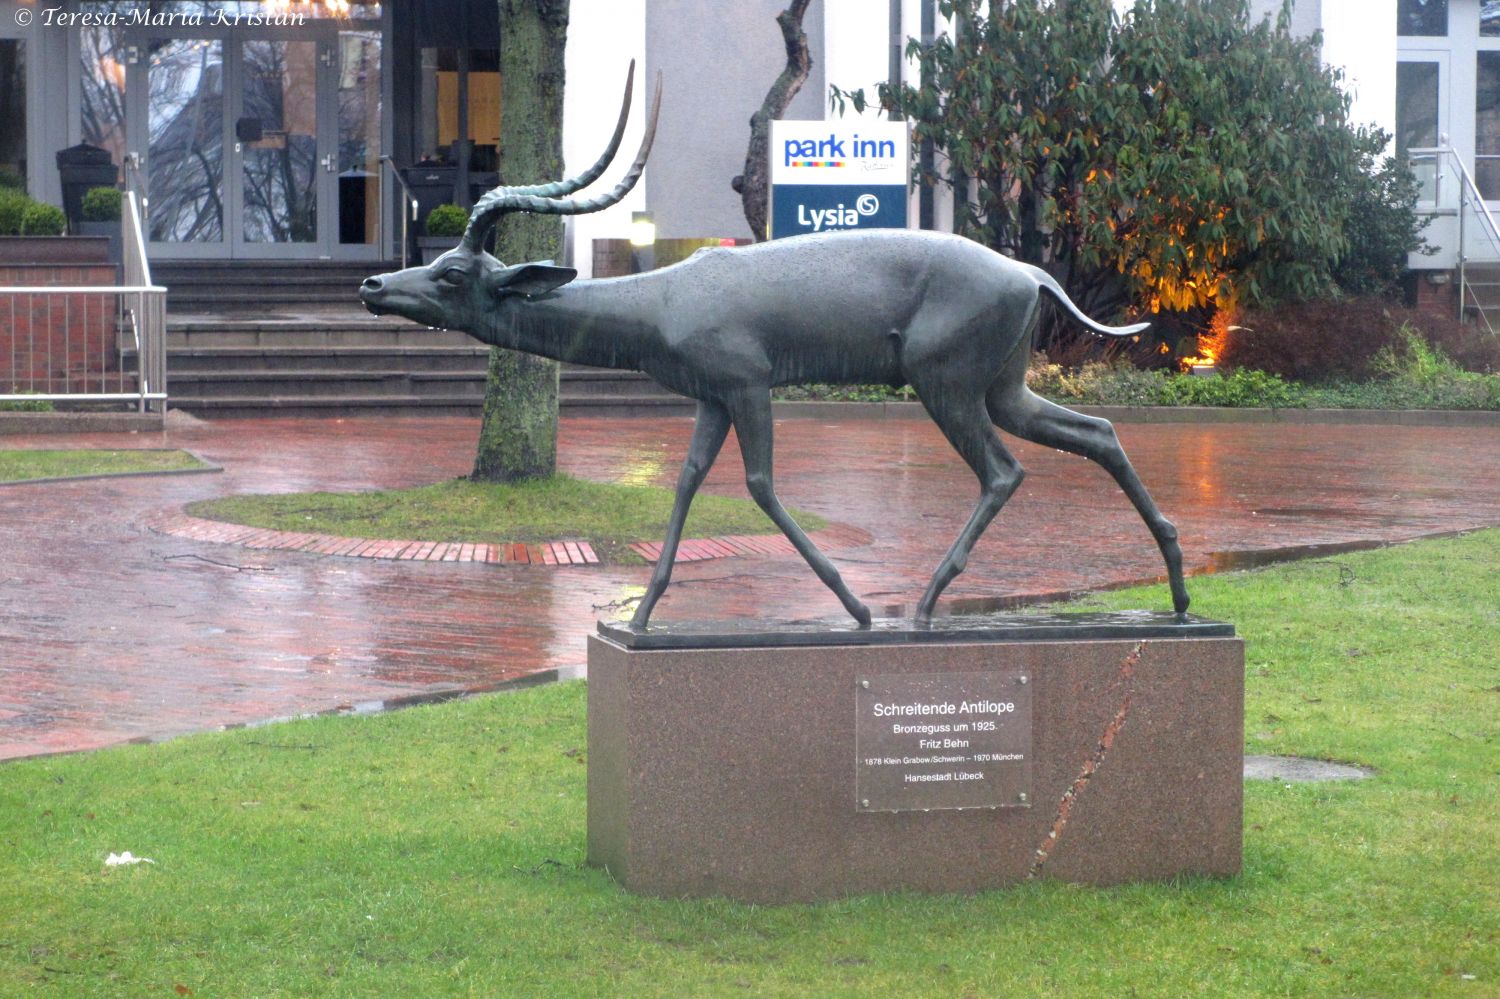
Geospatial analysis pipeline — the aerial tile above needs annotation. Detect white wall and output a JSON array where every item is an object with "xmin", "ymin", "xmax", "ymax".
[
  {"xmin": 822, "ymin": 0, "xmax": 890, "ymax": 103},
  {"xmin": 563, "ymin": 0, "xmax": 647, "ymax": 276},
  {"xmin": 1320, "ymin": 0, "xmax": 1398, "ymax": 140}
]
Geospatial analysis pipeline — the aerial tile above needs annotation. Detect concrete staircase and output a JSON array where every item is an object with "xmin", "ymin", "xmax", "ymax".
[
  {"xmin": 1461, "ymin": 262, "xmax": 1500, "ymax": 335},
  {"xmin": 145, "ymin": 262, "xmax": 691, "ymax": 417}
]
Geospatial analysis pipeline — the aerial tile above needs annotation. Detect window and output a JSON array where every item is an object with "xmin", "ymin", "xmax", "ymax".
[
  {"xmin": 1478, "ymin": 53, "xmax": 1500, "ymax": 198},
  {"xmin": 1484, "ymin": 0, "xmax": 1500, "ymax": 36},
  {"xmin": 0, "ymin": 40, "xmax": 23, "ymax": 186},
  {"xmin": 1397, "ymin": 62, "xmax": 1441, "ymax": 152},
  {"xmin": 80, "ymin": 25, "xmax": 128, "ymax": 183},
  {"xmin": 1398, "ymin": 0, "xmax": 1448, "ymax": 36}
]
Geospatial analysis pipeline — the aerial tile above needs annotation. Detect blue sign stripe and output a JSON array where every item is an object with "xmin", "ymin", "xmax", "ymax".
[{"xmin": 769, "ymin": 184, "xmax": 908, "ymax": 240}]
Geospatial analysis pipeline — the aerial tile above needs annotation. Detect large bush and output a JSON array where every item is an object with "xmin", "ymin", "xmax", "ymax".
[{"xmin": 834, "ymin": 0, "xmax": 1415, "ymax": 341}]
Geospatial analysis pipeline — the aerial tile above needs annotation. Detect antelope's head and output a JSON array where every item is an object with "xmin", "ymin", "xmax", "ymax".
[{"xmin": 360, "ymin": 63, "xmax": 660, "ymax": 333}]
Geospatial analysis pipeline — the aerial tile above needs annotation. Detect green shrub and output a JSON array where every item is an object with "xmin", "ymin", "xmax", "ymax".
[
  {"xmin": 0, "ymin": 168, "xmax": 24, "ymax": 191},
  {"xmin": 81, "ymin": 186, "xmax": 122, "ymax": 222},
  {"xmin": 1155, "ymin": 368, "xmax": 1299, "ymax": 408},
  {"xmin": 19, "ymin": 202, "xmax": 67, "ymax": 236},
  {"xmin": 423, "ymin": 204, "xmax": 468, "ymax": 238},
  {"xmin": 0, "ymin": 188, "xmax": 30, "ymax": 235},
  {"xmin": 1026, "ymin": 356, "xmax": 1171, "ymax": 406},
  {"xmin": 1332, "ymin": 151, "xmax": 1431, "ymax": 299},
  {"xmin": 0, "ymin": 391, "xmax": 54, "ymax": 413},
  {"xmin": 1365, "ymin": 325, "xmax": 1500, "ymax": 409}
]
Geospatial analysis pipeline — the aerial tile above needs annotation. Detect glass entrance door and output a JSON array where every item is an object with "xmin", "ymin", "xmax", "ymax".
[
  {"xmin": 130, "ymin": 27, "xmax": 381, "ymax": 260},
  {"xmin": 233, "ymin": 36, "xmax": 323, "ymax": 256},
  {"xmin": 141, "ymin": 36, "xmax": 226, "ymax": 251}
]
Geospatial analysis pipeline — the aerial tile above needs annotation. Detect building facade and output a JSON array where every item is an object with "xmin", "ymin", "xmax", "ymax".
[
  {"xmin": 6, "ymin": 0, "xmax": 1488, "ymax": 290},
  {"xmin": 0, "ymin": 0, "xmax": 926, "ymax": 277}
]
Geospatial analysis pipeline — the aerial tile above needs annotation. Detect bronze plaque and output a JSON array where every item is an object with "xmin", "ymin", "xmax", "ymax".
[{"xmin": 855, "ymin": 670, "xmax": 1033, "ymax": 812}]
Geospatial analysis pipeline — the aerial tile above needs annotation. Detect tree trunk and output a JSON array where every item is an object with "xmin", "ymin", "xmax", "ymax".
[
  {"xmin": 472, "ymin": 0, "xmax": 569, "ymax": 483},
  {"xmin": 735, "ymin": 0, "xmax": 812, "ymax": 241}
]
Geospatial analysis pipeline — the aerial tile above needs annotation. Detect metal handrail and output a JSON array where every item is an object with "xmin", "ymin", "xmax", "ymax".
[
  {"xmin": 122, "ymin": 153, "xmax": 147, "ymax": 237},
  {"xmin": 1449, "ymin": 154, "xmax": 1500, "ymax": 250},
  {"xmin": 380, "ymin": 155, "xmax": 419, "ymax": 269},
  {"xmin": 1406, "ymin": 146, "xmax": 1500, "ymax": 333},
  {"xmin": 0, "ymin": 185, "xmax": 166, "ymax": 413},
  {"xmin": 1446, "ymin": 153, "xmax": 1500, "ymax": 334}
]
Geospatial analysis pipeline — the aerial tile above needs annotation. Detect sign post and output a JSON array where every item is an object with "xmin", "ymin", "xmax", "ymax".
[{"xmin": 768, "ymin": 120, "xmax": 909, "ymax": 240}]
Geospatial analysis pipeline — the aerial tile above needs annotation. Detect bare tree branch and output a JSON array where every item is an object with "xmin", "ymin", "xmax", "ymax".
[{"xmin": 734, "ymin": 0, "xmax": 813, "ymax": 241}]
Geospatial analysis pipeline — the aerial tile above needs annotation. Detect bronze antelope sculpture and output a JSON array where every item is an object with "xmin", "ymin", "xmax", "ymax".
[{"xmin": 361, "ymin": 66, "xmax": 1190, "ymax": 630}]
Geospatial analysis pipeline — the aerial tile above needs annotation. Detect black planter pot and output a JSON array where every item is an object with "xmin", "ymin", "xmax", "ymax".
[
  {"xmin": 77, "ymin": 220, "xmax": 122, "ymax": 268},
  {"xmin": 418, "ymin": 235, "xmax": 462, "ymax": 265}
]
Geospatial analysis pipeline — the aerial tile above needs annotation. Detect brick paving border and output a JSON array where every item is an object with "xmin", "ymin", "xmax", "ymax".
[
  {"xmin": 146, "ymin": 511, "xmax": 872, "ymax": 567},
  {"xmin": 630, "ymin": 522, "xmax": 873, "ymax": 563}
]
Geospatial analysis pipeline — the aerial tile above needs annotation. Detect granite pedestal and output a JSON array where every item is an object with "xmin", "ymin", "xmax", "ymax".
[{"xmin": 587, "ymin": 614, "xmax": 1243, "ymax": 903}]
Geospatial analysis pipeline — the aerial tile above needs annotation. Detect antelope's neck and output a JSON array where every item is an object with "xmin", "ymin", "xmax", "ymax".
[{"xmin": 484, "ymin": 277, "xmax": 660, "ymax": 371}]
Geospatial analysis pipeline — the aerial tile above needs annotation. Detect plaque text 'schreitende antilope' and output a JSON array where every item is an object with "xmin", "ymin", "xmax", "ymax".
[{"xmin": 361, "ymin": 66, "xmax": 1190, "ymax": 630}]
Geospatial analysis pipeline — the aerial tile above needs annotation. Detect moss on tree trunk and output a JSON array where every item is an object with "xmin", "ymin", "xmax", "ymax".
[{"xmin": 472, "ymin": 0, "xmax": 569, "ymax": 483}]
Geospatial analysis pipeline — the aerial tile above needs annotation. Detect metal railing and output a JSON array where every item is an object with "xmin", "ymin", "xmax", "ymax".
[
  {"xmin": 0, "ymin": 190, "xmax": 167, "ymax": 413},
  {"xmin": 380, "ymin": 155, "xmax": 420, "ymax": 270},
  {"xmin": 1407, "ymin": 146, "xmax": 1500, "ymax": 334},
  {"xmin": 1452, "ymin": 156, "xmax": 1500, "ymax": 336}
]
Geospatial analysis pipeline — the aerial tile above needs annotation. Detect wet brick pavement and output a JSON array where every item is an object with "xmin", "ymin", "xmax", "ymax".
[{"xmin": 2, "ymin": 414, "xmax": 1498, "ymax": 760}]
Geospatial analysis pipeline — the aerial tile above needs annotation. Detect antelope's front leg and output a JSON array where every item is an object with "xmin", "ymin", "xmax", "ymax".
[
  {"xmin": 725, "ymin": 389, "xmax": 872, "ymax": 628},
  {"xmin": 629, "ymin": 400, "xmax": 732, "ymax": 629}
]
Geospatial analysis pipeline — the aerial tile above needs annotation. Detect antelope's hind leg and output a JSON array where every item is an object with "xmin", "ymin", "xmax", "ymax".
[
  {"xmin": 724, "ymin": 389, "xmax": 871, "ymax": 627},
  {"xmin": 629, "ymin": 400, "xmax": 732, "ymax": 629},
  {"xmin": 911, "ymin": 383, "xmax": 1026, "ymax": 626},
  {"xmin": 986, "ymin": 376, "xmax": 1190, "ymax": 616}
]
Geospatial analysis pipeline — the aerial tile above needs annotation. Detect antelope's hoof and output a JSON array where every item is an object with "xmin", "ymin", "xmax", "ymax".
[{"xmin": 851, "ymin": 603, "xmax": 872, "ymax": 629}]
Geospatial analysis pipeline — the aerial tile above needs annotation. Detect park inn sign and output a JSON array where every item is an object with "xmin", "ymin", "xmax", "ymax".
[{"xmin": 767, "ymin": 120, "xmax": 909, "ymax": 239}]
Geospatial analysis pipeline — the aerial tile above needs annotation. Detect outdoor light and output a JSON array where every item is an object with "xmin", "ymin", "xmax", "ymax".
[{"xmin": 630, "ymin": 211, "xmax": 656, "ymax": 248}]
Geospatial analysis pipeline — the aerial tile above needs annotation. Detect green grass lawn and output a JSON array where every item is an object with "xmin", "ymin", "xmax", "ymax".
[
  {"xmin": 187, "ymin": 474, "xmax": 825, "ymax": 555},
  {"xmin": 1, "ymin": 531, "xmax": 1496, "ymax": 997},
  {"xmin": 0, "ymin": 449, "xmax": 208, "ymax": 484}
]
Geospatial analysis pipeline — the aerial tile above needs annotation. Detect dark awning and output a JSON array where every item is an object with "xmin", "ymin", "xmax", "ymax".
[{"xmin": 413, "ymin": 0, "xmax": 500, "ymax": 49}]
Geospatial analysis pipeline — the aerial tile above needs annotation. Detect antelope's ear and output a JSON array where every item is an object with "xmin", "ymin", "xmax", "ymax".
[{"xmin": 488, "ymin": 262, "xmax": 577, "ymax": 298}]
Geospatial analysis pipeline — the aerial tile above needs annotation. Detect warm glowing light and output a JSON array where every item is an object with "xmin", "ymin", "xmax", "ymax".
[
  {"xmin": 266, "ymin": 0, "xmax": 352, "ymax": 15},
  {"xmin": 629, "ymin": 211, "xmax": 656, "ymax": 248},
  {"xmin": 1179, "ymin": 305, "xmax": 1237, "ymax": 373}
]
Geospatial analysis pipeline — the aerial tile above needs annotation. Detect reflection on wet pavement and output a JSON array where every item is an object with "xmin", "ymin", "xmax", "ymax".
[{"xmin": 1, "ymin": 415, "xmax": 1498, "ymax": 759}]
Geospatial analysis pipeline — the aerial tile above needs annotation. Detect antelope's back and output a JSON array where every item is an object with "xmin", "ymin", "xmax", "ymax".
[{"xmin": 677, "ymin": 230, "xmax": 1016, "ymax": 331}]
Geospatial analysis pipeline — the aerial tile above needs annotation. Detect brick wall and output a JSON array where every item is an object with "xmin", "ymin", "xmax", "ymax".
[
  {"xmin": 1411, "ymin": 271, "xmax": 1459, "ymax": 322},
  {"xmin": 0, "ymin": 264, "xmax": 127, "ymax": 393}
]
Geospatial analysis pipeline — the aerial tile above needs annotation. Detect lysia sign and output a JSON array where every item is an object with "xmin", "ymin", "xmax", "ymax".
[{"xmin": 768, "ymin": 120, "xmax": 909, "ymax": 239}]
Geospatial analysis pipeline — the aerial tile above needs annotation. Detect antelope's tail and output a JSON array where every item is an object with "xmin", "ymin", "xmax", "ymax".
[{"xmin": 1026, "ymin": 264, "xmax": 1149, "ymax": 338}]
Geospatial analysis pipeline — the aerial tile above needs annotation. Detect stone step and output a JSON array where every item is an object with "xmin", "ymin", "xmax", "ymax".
[
  {"xmin": 166, "ymin": 369, "xmax": 489, "ymax": 400},
  {"xmin": 165, "ymin": 325, "xmax": 477, "ymax": 349},
  {"xmin": 165, "ymin": 392, "xmax": 694, "ymax": 419},
  {"xmin": 165, "ymin": 345, "xmax": 492, "ymax": 373},
  {"xmin": 153, "ymin": 262, "xmax": 394, "ymax": 311},
  {"xmin": 165, "ymin": 394, "xmax": 484, "ymax": 418},
  {"xmin": 164, "ymin": 366, "xmax": 684, "ymax": 401}
]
